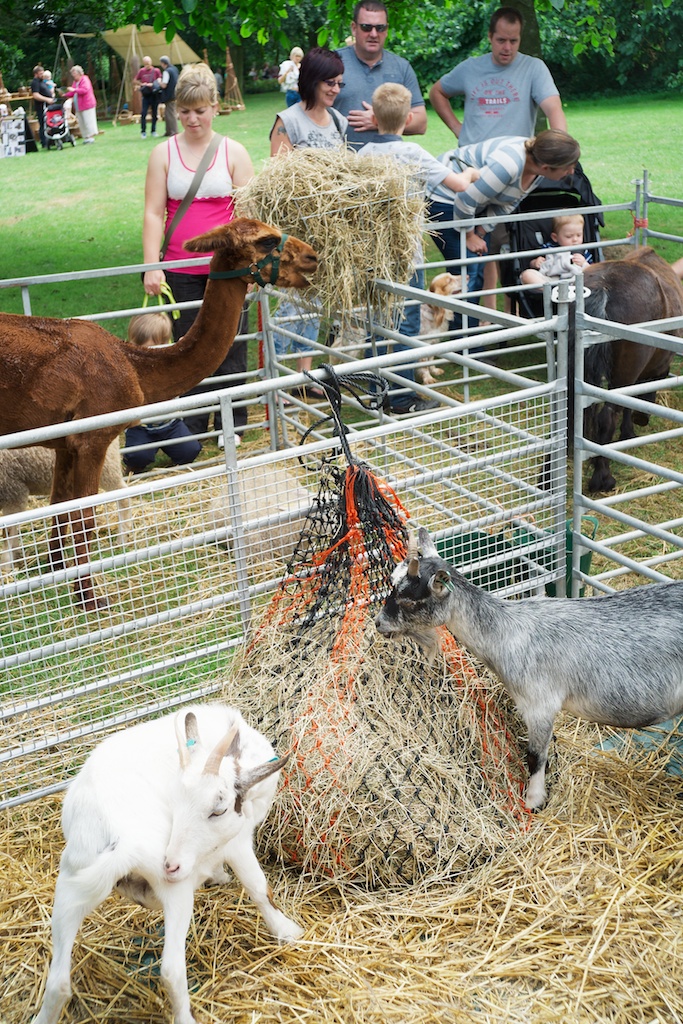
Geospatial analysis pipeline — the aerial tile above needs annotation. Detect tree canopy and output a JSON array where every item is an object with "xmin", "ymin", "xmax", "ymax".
[{"xmin": 1, "ymin": 0, "xmax": 680, "ymax": 98}]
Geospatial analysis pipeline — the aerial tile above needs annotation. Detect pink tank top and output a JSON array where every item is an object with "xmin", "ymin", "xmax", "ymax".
[{"xmin": 164, "ymin": 135, "xmax": 236, "ymax": 273}]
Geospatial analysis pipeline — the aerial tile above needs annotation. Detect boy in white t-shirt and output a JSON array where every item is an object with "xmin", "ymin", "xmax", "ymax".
[{"xmin": 357, "ymin": 83, "xmax": 479, "ymax": 413}]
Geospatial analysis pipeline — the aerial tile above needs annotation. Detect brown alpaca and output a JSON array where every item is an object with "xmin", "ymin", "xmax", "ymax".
[{"xmin": 0, "ymin": 218, "xmax": 317, "ymax": 610}]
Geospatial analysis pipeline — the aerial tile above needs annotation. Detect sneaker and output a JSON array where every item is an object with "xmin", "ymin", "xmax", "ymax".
[
  {"xmin": 82, "ymin": 138, "xmax": 94, "ymax": 144},
  {"xmin": 217, "ymin": 433, "xmax": 241, "ymax": 449},
  {"xmin": 390, "ymin": 397, "xmax": 441, "ymax": 414},
  {"xmin": 140, "ymin": 132, "xmax": 146, "ymax": 139},
  {"xmin": 151, "ymin": 131, "xmax": 158, "ymax": 137}
]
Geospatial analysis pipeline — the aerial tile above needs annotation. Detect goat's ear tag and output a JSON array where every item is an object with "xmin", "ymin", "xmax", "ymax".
[{"xmin": 430, "ymin": 570, "xmax": 454, "ymax": 595}]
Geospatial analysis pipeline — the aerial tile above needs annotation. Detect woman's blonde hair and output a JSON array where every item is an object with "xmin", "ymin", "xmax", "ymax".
[
  {"xmin": 525, "ymin": 129, "xmax": 581, "ymax": 170},
  {"xmin": 127, "ymin": 312, "xmax": 173, "ymax": 347},
  {"xmin": 176, "ymin": 63, "xmax": 219, "ymax": 107}
]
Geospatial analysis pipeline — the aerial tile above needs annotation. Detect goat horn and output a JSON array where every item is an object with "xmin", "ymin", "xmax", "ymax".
[
  {"xmin": 203, "ymin": 723, "xmax": 240, "ymax": 777},
  {"xmin": 407, "ymin": 532, "xmax": 419, "ymax": 577},
  {"xmin": 176, "ymin": 711, "xmax": 200, "ymax": 770},
  {"xmin": 236, "ymin": 751, "xmax": 291, "ymax": 801}
]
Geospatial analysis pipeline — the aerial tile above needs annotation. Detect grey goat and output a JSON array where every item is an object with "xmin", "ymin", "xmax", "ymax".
[{"xmin": 375, "ymin": 527, "xmax": 683, "ymax": 809}]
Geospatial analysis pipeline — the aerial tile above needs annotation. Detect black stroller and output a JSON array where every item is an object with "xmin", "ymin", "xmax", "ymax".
[
  {"xmin": 500, "ymin": 163, "xmax": 604, "ymax": 318},
  {"xmin": 45, "ymin": 101, "xmax": 76, "ymax": 150}
]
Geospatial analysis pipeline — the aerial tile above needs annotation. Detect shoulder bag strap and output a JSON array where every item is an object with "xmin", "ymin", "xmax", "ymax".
[
  {"xmin": 329, "ymin": 107, "xmax": 347, "ymax": 142},
  {"xmin": 160, "ymin": 132, "xmax": 223, "ymax": 259}
]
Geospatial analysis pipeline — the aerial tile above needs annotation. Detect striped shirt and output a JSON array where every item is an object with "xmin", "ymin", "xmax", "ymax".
[{"xmin": 429, "ymin": 135, "xmax": 539, "ymax": 232}]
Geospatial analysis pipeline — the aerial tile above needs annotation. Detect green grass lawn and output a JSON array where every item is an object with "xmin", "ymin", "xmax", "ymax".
[{"xmin": 1, "ymin": 91, "xmax": 682, "ymax": 322}]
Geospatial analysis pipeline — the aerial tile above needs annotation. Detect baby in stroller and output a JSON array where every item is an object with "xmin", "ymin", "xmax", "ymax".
[{"xmin": 520, "ymin": 213, "xmax": 593, "ymax": 288}]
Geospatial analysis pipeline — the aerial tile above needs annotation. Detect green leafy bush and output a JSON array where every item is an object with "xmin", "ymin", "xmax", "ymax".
[{"xmin": 244, "ymin": 78, "xmax": 280, "ymax": 94}]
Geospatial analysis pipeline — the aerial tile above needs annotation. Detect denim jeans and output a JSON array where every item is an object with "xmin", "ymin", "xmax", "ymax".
[{"xmin": 375, "ymin": 267, "xmax": 425, "ymax": 411}]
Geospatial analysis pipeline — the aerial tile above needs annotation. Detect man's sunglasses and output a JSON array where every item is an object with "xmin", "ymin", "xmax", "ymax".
[{"xmin": 356, "ymin": 22, "xmax": 388, "ymax": 32}]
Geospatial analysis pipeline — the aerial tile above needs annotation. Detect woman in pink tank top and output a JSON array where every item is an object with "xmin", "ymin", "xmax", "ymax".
[{"xmin": 141, "ymin": 63, "xmax": 254, "ymax": 444}]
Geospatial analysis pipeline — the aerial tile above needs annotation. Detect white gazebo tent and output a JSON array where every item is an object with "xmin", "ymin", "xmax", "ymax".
[
  {"xmin": 54, "ymin": 26, "xmax": 202, "ymax": 124},
  {"xmin": 101, "ymin": 25, "xmax": 202, "ymax": 123}
]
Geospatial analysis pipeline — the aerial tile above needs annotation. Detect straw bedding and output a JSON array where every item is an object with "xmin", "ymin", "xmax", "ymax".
[
  {"xmin": 4, "ymin": 715, "xmax": 683, "ymax": 1023},
  {"xmin": 233, "ymin": 148, "xmax": 427, "ymax": 326}
]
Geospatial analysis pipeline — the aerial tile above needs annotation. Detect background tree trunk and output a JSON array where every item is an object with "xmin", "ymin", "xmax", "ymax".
[
  {"xmin": 515, "ymin": 0, "xmax": 551, "ymax": 132},
  {"xmin": 516, "ymin": 0, "xmax": 543, "ymax": 58}
]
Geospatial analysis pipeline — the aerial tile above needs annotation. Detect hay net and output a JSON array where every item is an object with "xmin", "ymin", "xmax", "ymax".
[{"xmin": 225, "ymin": 368, "xmax": 531, "ymax": 887}]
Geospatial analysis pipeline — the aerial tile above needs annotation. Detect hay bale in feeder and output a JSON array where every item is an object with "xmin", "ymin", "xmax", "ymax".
[
  {"xmin": 222, "ymin": 455, "xmax": 530, "ymax": 887},
  {"xmin": 233, "ymin": 148, "xmax": 427, "ymax": 328}
]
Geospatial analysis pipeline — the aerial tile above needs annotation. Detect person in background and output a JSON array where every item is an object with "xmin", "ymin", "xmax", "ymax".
[
  {"xmin": 270, "ymin": 47, "xmax": 349, "ymax": 392},
  {"xmin": 63, "ymin": 65, "xmax": 98, "ymax": 145},
  {"xmin": 134, "ymin": 55, "xmax": 162, "ymax": 139},
  {"xmin": 158, "ymin": 56, "xmax": 179, "ymax": 137},
  {"xmin": 357, "ymin": 83, "xmax": 478, "ymax": 413},
  {"xmin": 278, "ymin": 47, "xmax": 304, "ymax": 107},
  {"xmin": 141, "ymin": 63, "xmax": 255, "ymax": 448},
  {"xmin": 334, "ymin": 0, "xmax": 426, "ymax": 150},
  {"xmin": 123, "ymin": 311, "xmax": 202, "ymax": 473},
  {"xmin": 429, "ymin": 7, "xmax": 566, "ymax": 146},
  {"xmin": 31, "ymin": 65, "xmax": 52, "ymax": 148},
  {"xmin": 429, "ymin": 7, "xmax": 567, "ymax": 313}
]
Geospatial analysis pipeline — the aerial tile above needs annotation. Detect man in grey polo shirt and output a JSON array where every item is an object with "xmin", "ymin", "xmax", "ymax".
[{"xmin": 334, "ymin": 0, "xmax": 426, "ymax": 151}]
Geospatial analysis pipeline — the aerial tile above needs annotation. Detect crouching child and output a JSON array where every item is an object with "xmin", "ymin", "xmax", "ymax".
[{"xmin": 124, "ymin": 311, "xmax": 202, "ymax": 473}]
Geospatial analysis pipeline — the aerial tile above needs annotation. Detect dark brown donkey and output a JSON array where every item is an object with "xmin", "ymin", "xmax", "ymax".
[{"xmin": 575, "ymin": 247, "xmax": 683, "ymax": 492}]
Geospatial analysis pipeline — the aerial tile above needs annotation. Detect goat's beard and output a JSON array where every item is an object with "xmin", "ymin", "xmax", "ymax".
[{"xmin": 403, "ymin": 625, "xmax": 442, "ymax": 664}]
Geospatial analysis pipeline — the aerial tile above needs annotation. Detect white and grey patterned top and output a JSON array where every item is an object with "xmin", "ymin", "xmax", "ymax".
[{"xmin": 271, "ymin": 102, "xmax": 348, "ymax": 150}]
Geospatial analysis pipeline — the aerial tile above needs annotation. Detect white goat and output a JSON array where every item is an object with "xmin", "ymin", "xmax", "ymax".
[
  {"xmin": 32, "ymin": 704, "xmax": 303, "ymax": 1024},
  {"xmin": 0, "ymin": 438, "xmax": 130, "ymax": 570},
  {"xmin": 375, "ymin": 527, "xmax": 683, "ymax": 811}
]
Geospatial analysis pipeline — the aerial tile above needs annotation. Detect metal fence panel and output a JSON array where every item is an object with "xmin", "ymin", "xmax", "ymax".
[{"xmin": 1, "ymin": 373, "xmax": 566, "ymax": 808}]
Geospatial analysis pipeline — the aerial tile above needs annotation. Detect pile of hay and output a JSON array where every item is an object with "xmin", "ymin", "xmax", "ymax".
[
  {"xmin": 233, "ymin": 148, "xmax": 427, "ymax": 326},
  {"xmin": 5, "ymin": 718, "xmax": 683, "ymax": 1024},
  {"xmin": 225, "ymin": 625, "xmax": 529, "ymax": 887}
]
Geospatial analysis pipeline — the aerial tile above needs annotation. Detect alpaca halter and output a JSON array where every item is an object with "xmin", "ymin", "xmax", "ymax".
[{"xmin": 208, "ymin": 233, "xmax": 289, "ymax": 288}]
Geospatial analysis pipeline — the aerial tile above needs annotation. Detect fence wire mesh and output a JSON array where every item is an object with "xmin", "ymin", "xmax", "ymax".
[{"xmin": 1, "ymin": 381, "xmax": 566, "ymax": 808}]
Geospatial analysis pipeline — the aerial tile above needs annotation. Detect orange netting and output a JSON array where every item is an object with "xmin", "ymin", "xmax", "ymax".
[{"xmin": 225, "ymin": 372, "xmax": 531, "ymax": 884}]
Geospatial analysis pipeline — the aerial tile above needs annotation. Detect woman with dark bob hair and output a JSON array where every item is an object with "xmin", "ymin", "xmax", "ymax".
[{"xmin": 270, "ymin": 46, "xmax": 349, "ymax": 153}]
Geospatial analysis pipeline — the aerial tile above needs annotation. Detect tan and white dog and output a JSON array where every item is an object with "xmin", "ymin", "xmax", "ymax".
[{"xmin": 416, "ymin": 272, "xmax": 463, "ymax": 385}]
